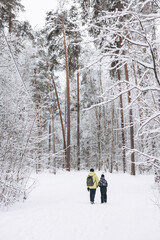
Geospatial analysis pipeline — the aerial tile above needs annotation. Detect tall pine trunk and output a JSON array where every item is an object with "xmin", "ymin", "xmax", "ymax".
[
  {"xmin": 77, "ymin": 55, "xmax": 80, "ymax": 170},
  {"xmin": 120, "ymin": 33, "xmax": 135, "ymax": 175},
  {"xmin": 117, "ymin": 69, "xmax": 126, "ymax": 173},
  {"xmin": 62, "ymin": 18, "xmax": 70, "ymax": 171},
  {"xmin": 51, "ymin": 74, "xmax": 66, "ymax": 165},
  {"xmin": 99, "ymin": 64, "xmax": 108, "ymax": 171},
  {"xmin": 124, "ymin": 64, "xmax": 135, "ymax": 175},
  {"xmin": 34, "ymin": 68, "xmax": 41, "ymax": 173},
  {"xmin": 90, "ymin": 76, "xmax": 101, "ymax": 170},
  {"xmin": 110, "ymin": 99, "xmax": 114, "ymax": 173},
  {"xmin": 52, "ymin": 94, "xmax": 56, "ymax": 174},
  {"xmin": 48, "ymin": 82, "xmax": 51, "ymax": 168}
]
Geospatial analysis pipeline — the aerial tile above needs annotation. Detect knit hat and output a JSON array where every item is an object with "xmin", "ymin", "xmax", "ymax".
[{"xmin": 90, "ymin": 168, "xmax": 94, "ymax": 172}]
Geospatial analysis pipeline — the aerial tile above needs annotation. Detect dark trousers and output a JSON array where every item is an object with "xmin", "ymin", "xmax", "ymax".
[
  {"xmin": 90, "ymin": 189, "xmax": 96, "ymax": 203},
  {"xmin": 100, "ymin": 187, "xmax": 107, "ymax": 203}
]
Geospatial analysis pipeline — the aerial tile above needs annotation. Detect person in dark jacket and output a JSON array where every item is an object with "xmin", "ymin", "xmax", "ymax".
[{"xmin": 98, "ymin": 174, "xmax": 108, "ymax": 203}]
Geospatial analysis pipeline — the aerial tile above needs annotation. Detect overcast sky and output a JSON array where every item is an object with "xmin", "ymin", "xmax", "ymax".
[{"xmin": 19, "ymin": 0, "xmax": 58, "ymax": 29}]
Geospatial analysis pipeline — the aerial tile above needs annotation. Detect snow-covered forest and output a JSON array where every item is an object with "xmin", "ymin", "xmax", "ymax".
[{"xmin": 0, "ymin": 0, "xmax": 160, "ymax": 208}]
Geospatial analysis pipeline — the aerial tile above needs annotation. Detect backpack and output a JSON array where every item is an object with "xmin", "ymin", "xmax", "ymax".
[
  {"xmin": 87, "ymin": 175, "xmax": 94, "ymax": 186},
  {"xmin": 99, "ymin": 178, "xmax": 108, "ymax": 187}
]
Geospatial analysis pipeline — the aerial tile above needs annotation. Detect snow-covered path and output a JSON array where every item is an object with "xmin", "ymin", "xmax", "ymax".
[{"xmin": 1, "ymin": 171, "xmax": 160, "ymax": 240}]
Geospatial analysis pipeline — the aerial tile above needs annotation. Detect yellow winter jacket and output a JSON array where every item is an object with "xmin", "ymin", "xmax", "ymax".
[{"xmin": 86, "ymin": 172, "xmax": 99, "ymax": 189}]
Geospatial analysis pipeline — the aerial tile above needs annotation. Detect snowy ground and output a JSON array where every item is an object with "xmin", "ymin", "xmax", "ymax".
[{"xmin": 1, "ymin": 171, "xmax": 160, "ymax": 240}]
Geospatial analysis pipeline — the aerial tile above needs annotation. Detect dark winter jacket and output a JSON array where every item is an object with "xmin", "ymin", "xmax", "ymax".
[{"xmin": 98, "ymin": 177, "xmax": 108, "ymax": 188}]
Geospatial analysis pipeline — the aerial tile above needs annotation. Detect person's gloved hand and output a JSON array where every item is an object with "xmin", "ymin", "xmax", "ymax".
[{"xmin": 87, "ymin": 188, "xmax": 90, "ymax": 191}]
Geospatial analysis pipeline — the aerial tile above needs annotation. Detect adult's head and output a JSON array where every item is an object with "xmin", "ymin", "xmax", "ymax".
[
  {"xmin": 90, "ymin": 168, "xmax": 94, "ymax": 172},
  {"xmin": 101, "ymin": 174, "xmax": 105, "ymax": 178}
]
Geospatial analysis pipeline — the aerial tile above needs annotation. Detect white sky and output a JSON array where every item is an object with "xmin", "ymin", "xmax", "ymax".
[{"xmin": 19, "ymin": 0, "xmax": 59, "ymax": 29}]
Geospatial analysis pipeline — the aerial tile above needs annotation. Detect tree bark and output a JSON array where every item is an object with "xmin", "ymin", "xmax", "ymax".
[
  {"xmin": 51, "ymin": 74, "xmax": 66, "ymax": 162},
  {"xmin": 90, "ymin": 77, "xmax": 101, "ymax": 170},
  {"xmin": 48, "ymin": 82, "xmax": 51, "ymax": 168},
  {"xmin": 34, "ymin": 68, "xmax": 41, "ymax": 173},
  {"xmin": 77, "ymin": 55, "xmax": 80, "ymax": 170},
  {"xmin": 99, "ymin": 64, "xmax": 108, "ymax": 171},
  {"xmin": 52, "ymin": 94, "xmax": 56, "ymax": 174},
  {"xmin": 124, "ymin": 64, "xmax": 135, "ymax": 175},
  {"xmin": 117, "ymin": 69, "xmax": 126, "ymax": 173},
  {"xmin": 110, "ymin": 99, "xmax": 114, "ymax": 173},
  {"xmin": 120, "ymin": 33, "xmax": 135, "ymax": 175},
  {"xmin": 62, "ymin": 17, "xmax": 70, "ymax": 171}
]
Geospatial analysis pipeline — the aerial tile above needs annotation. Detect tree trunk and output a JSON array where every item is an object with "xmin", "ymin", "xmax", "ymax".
[
  {"xmin": 48, "ymin": 82, "xmax": 51, "ymax": 168},
  {"xmin": 34, "ymin": 68, "xmax": 41, "ymax": 173},
  {"xmin": 118, "ymin": 33, "xmax": 135, "ymax": 175},
  {"xmin": 124, "ymin": 64, "xmax": 135, "ymax": 175},
  {"xmin": 62, "ymin": 17, "xmax": 70, "ymax": 171},
  {"xmin": 77, "ymin": 55, "xmax": 80, "ymax": 170},
  {"xmin": 8, "ymin": 5, "xmax": 12, "ymax": 33},
  {"xmin": 110, "ymin": 99, "xmax": 114, "ymax": 173},
  {"xmin": 51, "ymin": 74, "xmax": 66, "ymax": 163},
  {"xmin": 90, "ymin": 76, "xmax": 101, "ymax": 170},
  {"xmin": 117, "ymin": 69, "xmax": 126, "ymax": 173},
  {"xmin": 99, "ymin": 64, "xmax": 108, "ymax": 171},
  {"xmin": 52, "ymin": 93, "xmax": 56, "ymax": 175},
  {"xmin": 97, "ymin": 99, "xmax": 102, "ymax": 171}
]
